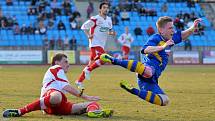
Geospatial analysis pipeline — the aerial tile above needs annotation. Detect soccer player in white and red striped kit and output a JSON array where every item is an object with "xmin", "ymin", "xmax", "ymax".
[
  {"xmin": 75, "ymin": 2, "xmax": 116, "ymax": 90},
  {"xmin": 3, "ymin": 53, "xmax": 113, "ymax": 118},
  {"xmin": 118, "ymin": 26, "xmax": 134, "ymax": 60}
]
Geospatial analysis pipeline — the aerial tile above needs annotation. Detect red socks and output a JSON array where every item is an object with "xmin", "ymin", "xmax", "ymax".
[
  {"xmin": 19, "ymin": 99, "xmax": 41, "ymax": 115},
  {"xmin": 19, "ymin": 95, "xmax": 51, "ymax": 115}
]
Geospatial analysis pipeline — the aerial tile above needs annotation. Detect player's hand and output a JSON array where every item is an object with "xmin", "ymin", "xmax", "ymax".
[
  {"xmin": 191, "ymin": 18, "xmax": 202, "ymax": 31},
  {"xmin": 108, "ymin": 31, "xmax": 116, "ymax": 36},
  {"xmin": 88, "ymin": 35, "xmax": 93, "ymax": 40},
  {"xmin": 113, "ymin": 31, "xmax": 117, "ymax": 36},
  {"xmin": 163, "ymin": 39, "xmax": 174, "ymax": 49},
  {"xmin": 83, "ymin": 95, "xmax": 101, "ymax": 101},
  {"xmin": 166, "ymin": 39, "xmax": 174, "ymax": 46}
]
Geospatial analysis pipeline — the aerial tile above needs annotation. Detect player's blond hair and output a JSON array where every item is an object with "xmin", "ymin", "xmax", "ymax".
[{"xmin": 156, "ymin": 16, "xmax": 173, "ymax": 29}]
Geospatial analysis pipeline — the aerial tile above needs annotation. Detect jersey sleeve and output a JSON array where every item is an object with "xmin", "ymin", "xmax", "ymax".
[
  {"xmin": 141, "ymin": 36, "xmax": 159, "ymax": 54},
  {"xmin": 57, "ymin": 69, "xmax": 70, "ymax": 89},
  {"xmin": 81, "ymin": 19, "xmax": 96, "ymax": 30},
  {"xmin": 172, "ymin": 30, "xmax": 182, "ymax": 44}
]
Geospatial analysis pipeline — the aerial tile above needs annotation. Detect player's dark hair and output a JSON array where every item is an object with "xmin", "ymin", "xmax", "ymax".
[
  {"xmin": 99, "ymin": 2, "xmax": 109, "ymax": 9},
  {"xmin": 156, "ymin": 16, "xmax": 173, "ymax": 29},
  {"xmin": 51, "ymin": 53, "xmax": 67, "ymax": 66}
]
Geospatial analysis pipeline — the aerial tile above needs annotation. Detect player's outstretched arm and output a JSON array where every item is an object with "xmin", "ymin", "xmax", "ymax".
[
  {"xmin": 181, "ymin": 18, "xmax": 202, "ymax": 40},
  {"xmin": 63, "ymin": 85, "xmax": 100, "ymax": 101},
  {"xmin": 143, "ymin": 39, "xmax": 175, "ymax": 54}
]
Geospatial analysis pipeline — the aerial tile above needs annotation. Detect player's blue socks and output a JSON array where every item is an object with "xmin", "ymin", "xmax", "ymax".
[
  {"xmin": 112, "ymin": 59, "xmax": 145, "ymax": 75},
  {"xmin": 138, "ymin": 89, "xmax": 163, "ymax": 106},
  {"xmin": 131, "ymin": 88, "xmax": 163, "ymax": 106},
  {"xmin": 120, "ymin": 80, "xmax": 163, "ymax": 106},
  {"xmin": 100, "ymin": 54, "xmax": 146, "ymax": 76}
]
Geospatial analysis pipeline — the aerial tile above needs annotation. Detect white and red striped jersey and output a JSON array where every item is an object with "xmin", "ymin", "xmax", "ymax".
[
  {"xmin": 118, "ymin": 33, "xmax": 134, "ymax": 48},
  {"xmin": 40, "ymin": 65, "xmax": 70, "ymax": 98},
  {"xmin": 81, "ymin": 15, "xmax": 112, "ymax": 49}
]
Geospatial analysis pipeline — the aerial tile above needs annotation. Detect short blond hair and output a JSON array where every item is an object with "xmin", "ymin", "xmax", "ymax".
[{"xmin": 156, "ymin": 16, "xmax": 173, "ymax": 29}]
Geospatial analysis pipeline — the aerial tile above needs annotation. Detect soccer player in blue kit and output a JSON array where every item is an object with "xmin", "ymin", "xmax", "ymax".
[{"xmin": 100, "ymin": 16, "xmax": 201, "ymax": 106}]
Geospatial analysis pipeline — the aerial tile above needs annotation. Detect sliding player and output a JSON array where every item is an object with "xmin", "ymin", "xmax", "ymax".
[{"xmin": 3, "ymin": 53, "xmax": 113, "ymax": 118}]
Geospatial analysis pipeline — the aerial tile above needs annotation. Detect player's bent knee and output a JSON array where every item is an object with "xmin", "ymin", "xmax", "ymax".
[
  {"xmin": 159, "ymin": 94, "xmax": 169, "ymax": 106},
  {"xmin": 50, "ymin": 91, "xmax": 62, "ymax": 105},
  {"xmin": 143, "ymin": 66, "xmax": 153, "ymax": 78}
]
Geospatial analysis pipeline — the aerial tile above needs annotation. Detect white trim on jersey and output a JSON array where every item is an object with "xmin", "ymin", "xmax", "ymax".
[
  {"xmin": 81, "ymin": 15, "xmax": 113, "ymax": 49},
  {"xmin": 40, "ymin": 65, "xmax": 70, "ymax": 98}
]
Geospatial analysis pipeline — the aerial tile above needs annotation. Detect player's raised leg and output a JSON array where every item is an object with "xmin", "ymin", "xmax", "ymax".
[
  {"xmin": 84, "ymin": 46, "xmax": 106, "ymax": 80},
  {"xmin": 100, "ymin": 54, "xmax": 153, "ymax": 78},
  {"xmin": 75, "ymin": 60, "xmax": 105, "ymax": 90},
  {"xmin": 75, "ymin": 66, "xmax": 89, "ymax": 90},
  {"xmin": 86, "ymin": 59, "xmax": 105, "ymax": 79},
  {"xmin": 75, "ymin": 47, "xmax": 106, "ymax": 90},
  {"xmin": 120, "ymin": 80, "xmax": 169, "ymax": 106},
  {"xmin": 75, "ymin": 60, "xmax": 104, "ymax": 90}
]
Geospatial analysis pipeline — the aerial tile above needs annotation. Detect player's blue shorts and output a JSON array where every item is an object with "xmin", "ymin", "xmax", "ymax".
[
  {"xmin": 138, "ymin": 57, "xmax": 165, "ymax": 94},
  {"xmin": 137, "ymin": 78, "xmax": 165, "ymax": 94},
  {"xmin": 137, "ymin": 61, "xmax": 161, "ymax": 84}
]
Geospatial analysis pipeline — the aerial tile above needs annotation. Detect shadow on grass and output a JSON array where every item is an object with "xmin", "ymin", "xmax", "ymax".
[{"xmin": 0, "ymin": 114, "xmax": 147, "ymax": 121}]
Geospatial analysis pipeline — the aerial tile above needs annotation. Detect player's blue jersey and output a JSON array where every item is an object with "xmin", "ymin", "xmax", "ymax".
[{"xmin": 139, "ymin": 31, "xmax": 182, "ymax": 83}]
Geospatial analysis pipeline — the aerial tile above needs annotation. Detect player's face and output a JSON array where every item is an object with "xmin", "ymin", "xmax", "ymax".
[
  {"xmin": 59, "ymin": 57, "xmax": 70, "ymax": 73},
  {"xmin": 162, "ymin": 22, "xmax": 174, "ymax": 40},
  {"xmin": 100, "ymin": 4, "xmax": 109, "ymax": 16}
]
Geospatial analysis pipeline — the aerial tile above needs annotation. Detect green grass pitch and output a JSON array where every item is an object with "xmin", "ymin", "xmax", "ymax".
[{"xmin": 0, "ymin": 65, "xmax": 215, "ymax": 121}]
